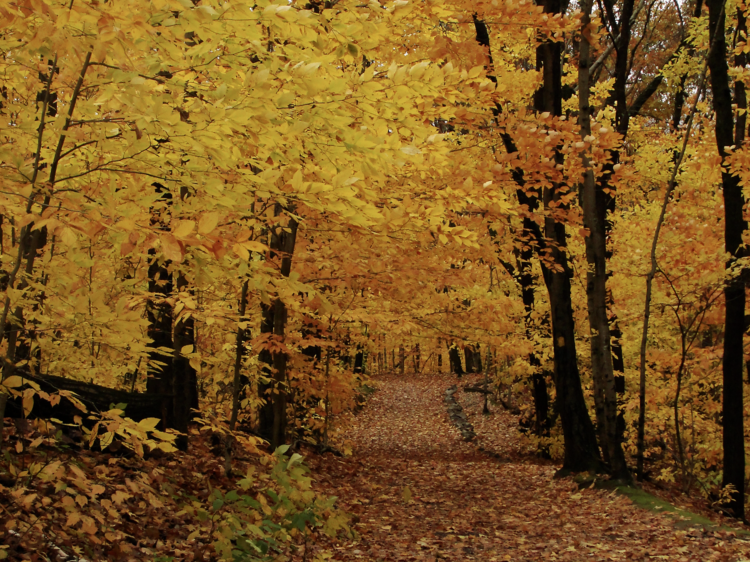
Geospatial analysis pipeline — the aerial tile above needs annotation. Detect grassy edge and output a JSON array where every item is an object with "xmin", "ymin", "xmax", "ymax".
[{"xmin": 572, "ymin": 475, "xmax": 749, "ymax": 535}]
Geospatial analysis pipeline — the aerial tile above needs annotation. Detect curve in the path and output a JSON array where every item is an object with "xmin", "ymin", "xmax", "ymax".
[{"xmin": 310, "ymin": 374, "xmax": 750, "ymax": 562}]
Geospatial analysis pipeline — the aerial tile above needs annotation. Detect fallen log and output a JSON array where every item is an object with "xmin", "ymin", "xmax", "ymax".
[
  {"xmin": 463, "ymin": 385, "xmax": 492, "ymax": 395},
  {"xmin": 4, "ymin": 370, "xmax": 166, "ymax": 424}
]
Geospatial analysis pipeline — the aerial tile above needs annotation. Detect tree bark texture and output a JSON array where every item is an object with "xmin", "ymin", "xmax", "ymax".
[
  {"xmin": 146, "ymin": 184, "xmax": 175, "ymax": 432},
  {"xmin": 258, "ymin": 206, "xmax": 298, "ymax": 449},
  {"xmin": 448, "ymin": 344, "xmax": 464, "ymax": 377},
  {"xmin": 707, "ymin": 0, "xmax": 746, "ymax": 519},
  {"xmin": 517, "ymin": 240, "xmax": 551, "ymax": 438},
  {"xmin": 578, "ymin": 0, "xmax": 630, "ymax": 480},
  {"xmin": 534, "ymin": 0, "xmax": 603, "ymax": 473},
  {"xmin": 172, "ymin": 273, "xmax": 198, "ymax": 451},
  {"xmin": 4, "ymin": 370, "xmax": 166, "ymax": 424},
  {"xmin": 474, "ymin": 10, "xmax": 602, "ymax": 473}
]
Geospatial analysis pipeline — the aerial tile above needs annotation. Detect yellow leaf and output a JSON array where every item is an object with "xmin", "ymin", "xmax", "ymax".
[
  {"xmin": 60, "ymin": 227, "xmax": 78, "ymax": 247},
  {"xmin": 160, "ymin": 233, "xmax": 184, "ymax": 263},
  {"xmin": 130, "ymin": 434, "xmax": 144, "ymax": 458},
  {"xmin": 242, "ymin": 240, "xmax": 269, "ymax": 253},
  {"xmin": 112, "ymin": 490, "xmax": 131, "ymax": 505},
  {"xmin": 99, "ymin": 432, "xmax": 114, "ymax": 450},
  {"xmin": 198, "ymin": 212, "xmax": 220, "ymax": 234},
  {"xmin": 173, "ymin": 220, "xmax": 195, "ymax": 238},
  {"xmin": 180, "ymin": 344, "xmax": 194, "ymax": 355},
  {"xmin": 117, "ymin": 218, "xmax": 136, "ymax": 231},
  {"xmin": 138, "ymin": 418, "xmax": 161, "ymax": 432},
  {"xmin": 3, "ymin": 376, "xmax": 25, "ymax": 388},
  {"xmin": 468, "ymin": 66, "xmax": 484, "ymax": 79},
  {"xmin": 233, "ymin": 243, "xmax": 250, "ymax": 261},
  {"xmin": 22, "ymin": 392, "xmax": 34, "ymax": 417},
  {"xmin": 66, "ymin": 511, "xmax": 81, "ymax": 527}
]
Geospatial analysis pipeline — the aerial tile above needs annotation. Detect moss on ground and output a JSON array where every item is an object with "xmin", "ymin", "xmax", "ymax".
[{"xmin": 572, "ymin": 474, "xmax": 748, "ymax": 535}]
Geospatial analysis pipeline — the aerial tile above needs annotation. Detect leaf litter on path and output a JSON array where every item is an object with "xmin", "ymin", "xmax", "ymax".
[{"xmin": 308, "ymin": 373, "xmax": 750, "ymax": 561}]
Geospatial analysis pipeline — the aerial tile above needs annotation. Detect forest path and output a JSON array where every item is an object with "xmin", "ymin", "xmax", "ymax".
[{"xmin": 309, "ymin": 373, "xmax": 750, "ymax": 562}]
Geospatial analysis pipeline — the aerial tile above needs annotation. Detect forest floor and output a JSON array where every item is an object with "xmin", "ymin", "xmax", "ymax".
[{"xmin": 307, "ymin": 372, "xmax": 750, "ymax": 562}]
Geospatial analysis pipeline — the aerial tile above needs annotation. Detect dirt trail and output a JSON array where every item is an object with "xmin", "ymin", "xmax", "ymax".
[{"xmin": 309, "ymin": 374, "xmax": 750, "ymax": 561}]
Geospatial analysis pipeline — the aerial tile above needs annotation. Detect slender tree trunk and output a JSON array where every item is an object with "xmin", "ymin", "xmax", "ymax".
[
  {"xmin": 172, "ymin": 273, "xmax": 198, "ymax": 451},
  {"xmin": 474, "ymin": 10, "xmax": 602, "ymax": 473},
  {"xmin": 707, "ymin": 0, "xmax": 746, "ymax": 519},
  {"xmin": 504, "ymin": 220, "xmax": 551, "ymax": 440},
  {"xmin": 2, "ymin": 53, "xmax": 89, "ymax": 380},
  {"xmin": 535, "ymin": 3, "xmax": 604, "ymax": 473},
  {"xmin": 635, "ymin": 36, "xmax": 711, "ymax": 482},
  {"xmin": 224, "ymin": 279, "xmax": 249, "ymax": 475},
  {"xmin": 578, "ymin": 0, "xmax": 630, "ymax": 480}
]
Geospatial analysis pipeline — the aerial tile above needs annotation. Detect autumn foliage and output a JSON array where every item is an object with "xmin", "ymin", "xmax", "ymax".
[{"xmin": 2, "ymin": 0, "xmax": 750, "ymax": 558}]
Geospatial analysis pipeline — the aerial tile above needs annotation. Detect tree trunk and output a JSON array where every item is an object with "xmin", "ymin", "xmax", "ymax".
[
  {"xmin": 517, "ymin": 249, "xmax": 551, "ymax": 440},
  {"xmin": 3, "ymin": 370, "xmax": 166, "ymax": 424},
  {"xmin": 464, "ymin": 346, "xmax": 474, "ymax": 374},
  {"xmin": 578, "ymin": 0, "xmax": 630, "ymax": 480},
  {"xmin": 354, "ymin": 348, "xmax": 364, "ymax": 373},
  {"xmin": 474, "ymin": 8, "xmax": 601, "ymax": 474},
  {"xmin": 707, "ymin": 0, "xmax": 746, "ymax": 519},
  {"xmin": 533, "ymin": 4, "xmax": 603, "ymax": 473},
  {"xmin": 172, "ymin": 273, "xmax": 198, "ymax": 451},
  {"xmin": 257, "ymin": 205, "xmax": 298, "ymax": 449},
  {"xmin": 146, "ymin": 184, "xmax": 175, "ymax": 431},
  {"xmin": 448, "ymin": 344, "xmax": 464, "ymax": 377},
  {"xmin": 473, "ymin": 345, "xmax": 483, "ymax": 373}
]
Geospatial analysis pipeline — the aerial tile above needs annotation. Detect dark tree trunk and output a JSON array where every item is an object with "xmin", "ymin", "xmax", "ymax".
[
  {"xmin": 5, "ymin": 370, "xmax": 166, "ymax": 424},
  {"xmin": 707, "ymin": 0, "xmax": 746, "ymax": 519},
  {"xmin": 474, "ymin": 11, "xmax": 602, "ymax": 473},
  {"xmin": 448, "ymin": 344, "xmax": 464, "ymax": 377},
  {"xmin": 353, "ymin": 349, "xmax": 364, "ymax": 373},
  {"xmin": 579, "ymin": 0, "xmax": 630, "ymax": 479},
  {"xmin": 532, "ymin": 371, "xmax": 551, "ymax": 438},
  {"xmin": 172, "ymin": 274, "xmax": 198, "ymax": 451},
  {"xmin": 473, "ymin": 345, "xmax": 483, "ymax": 373},
  {"xmin": 535, "ymin": 2, "xmax": 604, "ymax": 473},
  {"xmin": 257, "ymin": 206, "xmax": 298, "ymax": 449},
  {"xmin": 541, "ymin": 215, "xmax": 603, "ymax": 473},
  {"xmin": 519, "ymin": 252, "xmax": 551, "ymax": 439},
  {"xmin": 146, "ymin": 185, "xmax": 175, "ymax": 431},
  {"xmin": 464, "ymin": 346, "xmax": 474, "ymax": 374}
]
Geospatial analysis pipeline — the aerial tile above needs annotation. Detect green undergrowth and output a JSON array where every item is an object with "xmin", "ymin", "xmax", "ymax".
[{"xmin": 573, "ymin": 474, "xmax": 749, "ymax": 535}]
